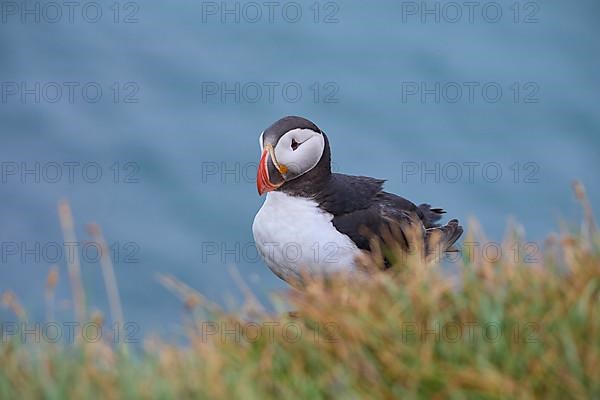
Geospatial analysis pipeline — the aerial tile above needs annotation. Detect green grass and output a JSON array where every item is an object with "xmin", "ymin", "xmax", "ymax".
[{"xmin": 1, "ymin": 187, "xmax": 599, "ymax": 399}]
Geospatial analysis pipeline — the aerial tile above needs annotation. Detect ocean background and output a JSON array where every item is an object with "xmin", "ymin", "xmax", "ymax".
[{"xmin": 1, "ymin": 0, "xmax": 599, "ymax": 336}]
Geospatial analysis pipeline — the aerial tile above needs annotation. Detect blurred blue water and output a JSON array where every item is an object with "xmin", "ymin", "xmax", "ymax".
[{"xmin": 0, "ymin": 0, "xmax": 599, "ymax": 335}]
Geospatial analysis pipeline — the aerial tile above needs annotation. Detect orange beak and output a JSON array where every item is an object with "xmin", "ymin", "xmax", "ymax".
[{"xmin": 257, "ymin": 148, "xmax": 283, "ymax": 195}]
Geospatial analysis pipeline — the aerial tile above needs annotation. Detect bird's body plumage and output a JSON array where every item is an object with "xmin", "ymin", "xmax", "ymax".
[
  {"xmin": 252, "ymin": 116, "xmax": 463, "ymax": 285},
  {"xmin": 252, "ymin": 190, "xmax": 361, "ymax": 282}
]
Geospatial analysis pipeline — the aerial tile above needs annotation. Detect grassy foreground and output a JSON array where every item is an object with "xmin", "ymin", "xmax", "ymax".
[{"xmin": 1, "ymin": 187, "xmax": 599, "ymax": 399}]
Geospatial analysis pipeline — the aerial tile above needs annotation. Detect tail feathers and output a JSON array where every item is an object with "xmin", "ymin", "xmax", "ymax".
[
  {"xmin": 418, "ymin": 203, "xmax": 446, "ymax": 229},
  {"xmin": 426, "ymin": 219, "xmax": 463, "ymax": 254}
]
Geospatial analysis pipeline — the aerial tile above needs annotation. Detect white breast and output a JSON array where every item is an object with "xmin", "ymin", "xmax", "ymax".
[{"xmin": 252, "ymin": 192, "xmax": 361, "ymax": 283}]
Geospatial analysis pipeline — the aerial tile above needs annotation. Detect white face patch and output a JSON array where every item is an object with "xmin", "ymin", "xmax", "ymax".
[{"xmin": 273, "ymin": 128, "xmax": 325, "ymax": 180}]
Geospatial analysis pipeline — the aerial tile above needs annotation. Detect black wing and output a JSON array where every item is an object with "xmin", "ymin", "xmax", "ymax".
[{"xmin": 314, "ymin": 173, "xmax": 461, "ymax": 252}]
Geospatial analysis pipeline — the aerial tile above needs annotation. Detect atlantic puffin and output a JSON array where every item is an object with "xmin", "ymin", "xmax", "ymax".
[{"xmin": 252, "ymin": 116, "xmax": 463, "ymax": 284}]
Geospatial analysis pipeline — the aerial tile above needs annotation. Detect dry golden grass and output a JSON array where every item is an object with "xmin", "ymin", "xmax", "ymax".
[{"xmin": 0, "ymin": 184, "xmax": 598, "ymax": 399}]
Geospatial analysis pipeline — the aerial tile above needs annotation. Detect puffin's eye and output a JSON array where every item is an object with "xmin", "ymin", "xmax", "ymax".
[{"xmin": 291, "ymin": 138, "xmax": 299, "ymax": 151}]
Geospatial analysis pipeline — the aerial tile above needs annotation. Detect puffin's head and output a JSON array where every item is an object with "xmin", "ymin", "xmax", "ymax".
[{"xmin": 257, "ymin": 116, "xmax": 329, "ymax": 195}]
